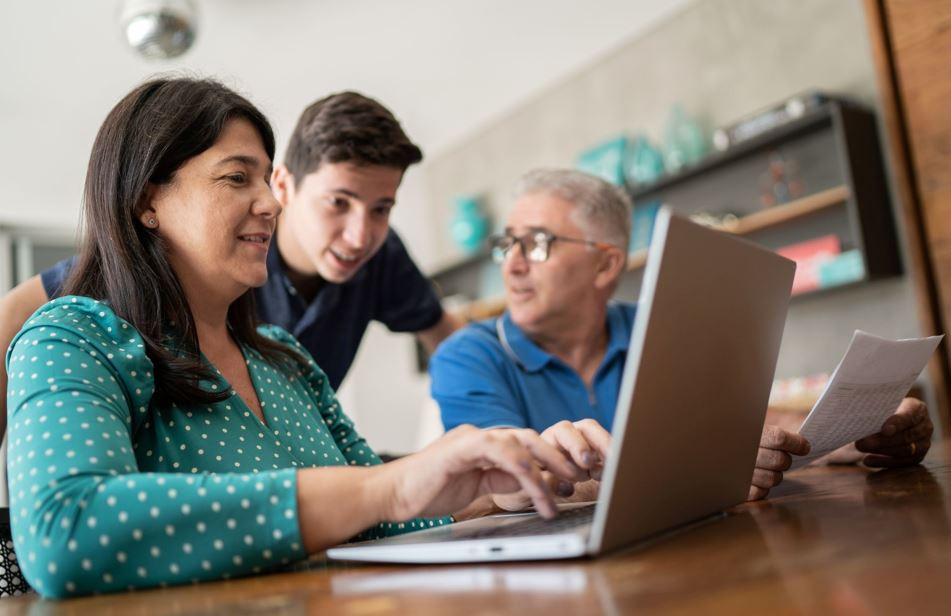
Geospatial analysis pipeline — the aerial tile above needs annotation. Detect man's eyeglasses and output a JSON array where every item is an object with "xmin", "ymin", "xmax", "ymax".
[{"xmin": 488, "ymin": 230, "xmax": 614, "ymax": 264}]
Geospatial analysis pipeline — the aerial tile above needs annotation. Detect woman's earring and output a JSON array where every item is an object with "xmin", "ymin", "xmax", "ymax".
[{"xmin": 147, "ymin": 218, "xmax": 157, "ymax": 228}]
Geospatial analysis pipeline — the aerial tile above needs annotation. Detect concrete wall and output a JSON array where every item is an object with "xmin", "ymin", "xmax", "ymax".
[{"xmin": 342, "ymin": 0, "xmax": 928, "ymax": 453}]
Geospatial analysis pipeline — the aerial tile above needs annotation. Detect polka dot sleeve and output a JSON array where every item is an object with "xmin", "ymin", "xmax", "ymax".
[
  {"xmin": 5, "ymin": 298, "xmax": 305, "ymax": 598},
  {"xmin": 259, "ymin": 325, "xmax": 453, "ymax": 540}
]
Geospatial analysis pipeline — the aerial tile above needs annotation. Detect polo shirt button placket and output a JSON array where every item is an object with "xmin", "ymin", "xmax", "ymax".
[{"xmin": 585, "ymin": 384, "xmax": 597, "ymax": 408}]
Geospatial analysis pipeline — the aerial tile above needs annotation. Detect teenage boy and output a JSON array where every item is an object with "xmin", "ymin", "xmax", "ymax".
[{"xmin": 0, "ymin": 91, "xmax": 459, "ymax": 436}]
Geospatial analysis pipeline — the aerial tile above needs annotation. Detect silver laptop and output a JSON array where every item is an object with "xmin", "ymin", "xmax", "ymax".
[{"xmin": 327, "ymin": 207, "xmax": 795, "ymax": 564}]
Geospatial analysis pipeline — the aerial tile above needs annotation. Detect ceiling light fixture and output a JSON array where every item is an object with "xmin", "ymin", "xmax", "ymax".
[{"xmin": 120, "ymin": 0, "xmax": 199, "ymax": 60}]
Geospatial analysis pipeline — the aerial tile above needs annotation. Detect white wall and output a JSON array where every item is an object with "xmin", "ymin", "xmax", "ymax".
[{"xmin": 0, "ymin": 0, "xmax": 688, "ymax": 228}]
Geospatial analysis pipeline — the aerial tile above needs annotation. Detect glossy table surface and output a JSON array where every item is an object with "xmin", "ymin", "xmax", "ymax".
[{"xmin": 5, "ymin": 438, "xmax": 951, "ymax": 615}]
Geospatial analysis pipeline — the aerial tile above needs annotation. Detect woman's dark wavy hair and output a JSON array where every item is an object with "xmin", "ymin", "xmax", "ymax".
[{"xmin": 63, "ymin": 76, "xmax": 303, "ymax": 407}]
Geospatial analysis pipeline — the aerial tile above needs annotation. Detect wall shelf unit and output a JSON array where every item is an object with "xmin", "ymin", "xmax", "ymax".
[
  {"xmin": 431, "ymin": 97, "xmax": 902, "ymax": 317},
  {"xmin": 622, "ymin": 98, "xmax": 901, "ymax": 300}
]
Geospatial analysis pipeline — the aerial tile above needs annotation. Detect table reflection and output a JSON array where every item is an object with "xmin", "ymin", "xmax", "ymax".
[{"xmin": 331, "ymin": 564, "xmax": 590, "ymax": 594}]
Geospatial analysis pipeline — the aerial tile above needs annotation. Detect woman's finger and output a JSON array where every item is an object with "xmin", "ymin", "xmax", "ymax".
[{"xmin": 475, "ymin": 432, "xmax": 558, "ymax": 518}]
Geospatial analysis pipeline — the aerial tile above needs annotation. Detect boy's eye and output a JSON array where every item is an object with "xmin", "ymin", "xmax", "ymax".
[{"xmin": 328, "ymin": 196, "xmax": 349, "ymax": 208}]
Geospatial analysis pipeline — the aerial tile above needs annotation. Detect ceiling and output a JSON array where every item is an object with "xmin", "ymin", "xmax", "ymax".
[{"xmin": 0, "ymin": 0, "xmax": 689, "ymax": 228}]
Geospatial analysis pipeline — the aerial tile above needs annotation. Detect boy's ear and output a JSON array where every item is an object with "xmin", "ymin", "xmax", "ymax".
[{"xmin": 271, "ymin": 165, "xmax": 295, "ymax": 206}]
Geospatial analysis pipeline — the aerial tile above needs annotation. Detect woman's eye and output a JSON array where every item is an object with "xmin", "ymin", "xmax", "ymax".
[{"xmin": 225, "ymin": 173, "xmax": 247, "ymax": 184}]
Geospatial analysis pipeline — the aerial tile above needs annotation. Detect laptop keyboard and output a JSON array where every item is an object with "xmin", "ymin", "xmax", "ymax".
[{"xmin": 453, "ymin": 504, "xmax": 595, "ymax": 540}]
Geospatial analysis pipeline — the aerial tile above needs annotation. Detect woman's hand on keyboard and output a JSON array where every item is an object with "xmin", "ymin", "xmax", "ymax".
[{"xmin": 377, "ymin": 424, "xmax": 589, "ymax": 521}]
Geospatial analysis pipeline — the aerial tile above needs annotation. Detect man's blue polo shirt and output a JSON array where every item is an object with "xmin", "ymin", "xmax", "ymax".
[
  {"xmin": 39, "ymin": 229, "xmax": 443, "ymax": 391},
  {"xmin": 430, "ymin": 303, "xmax": 636, "ymax": 432}
]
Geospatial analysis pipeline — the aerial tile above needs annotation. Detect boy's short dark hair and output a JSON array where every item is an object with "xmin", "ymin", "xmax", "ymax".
[{"xmin": 283, "ymin": 91, "xmax": 423, "ymax": 186}]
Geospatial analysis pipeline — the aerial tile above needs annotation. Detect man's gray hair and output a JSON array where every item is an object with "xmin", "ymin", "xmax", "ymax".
[{"xmin": 514, "ymin": 168, "xmax": 632, "ymax": 250}]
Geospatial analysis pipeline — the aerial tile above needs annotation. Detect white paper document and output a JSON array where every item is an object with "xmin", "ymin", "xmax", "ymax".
[{"xmin": 789, "ymin": 330, "xmax": 942, "ymax": 470}]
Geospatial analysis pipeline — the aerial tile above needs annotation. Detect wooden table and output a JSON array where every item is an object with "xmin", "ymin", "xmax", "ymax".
[{"xmin": 5, "ymin": 439, "xmax": 951, "ymax": 615}]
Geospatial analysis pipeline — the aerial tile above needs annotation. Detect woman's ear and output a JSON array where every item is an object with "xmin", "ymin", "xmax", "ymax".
[
  {"xmin": 271, "ymin": 165, "xmax": 295, "ymax": 207},
  {"xmin": 139, "ymin": 183, "xmax": 160, "ymax": 229}
]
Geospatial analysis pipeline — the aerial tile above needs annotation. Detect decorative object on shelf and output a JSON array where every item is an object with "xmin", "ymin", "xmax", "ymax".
[
  {"xmin": 662, "ymin": 104, "xmax": 707, "ymax": 173},
  {"xmin": 449, "ymin": 195, "xmax": 490, "ymax": 255},
  {"xmin": 776, "ymin": 234, "xmax": 842, "ymax": 295},
  {"xmin": 712, "ymin": 91, "xmax": 828, "ymax": 152},
  {"xmin": 120, "ymin": 0, "xmax": 199, "ymax": 60},
  {"xmin": 478, "ymin": 263, "xmax": 505, "ymax": 300},
  {"xmin": 624, "ymin": 135, "xmax": 665, "ymax": 186},
  {"xmin": 576, "ymin": 136, "xmax": 628, "ymax": 186},
  {"xmin": 689, "ymin": 210, "xmax": 739, "ymax": 229},
  {"xmin": 818, "ymin": 249, "xmax": 865, "ymax": 288},
  {"xmin": 759, "ymin": 150, "xmax": 804, "ymax": 208},
  {"xmin": 630, "ymin": 201, "xmax": 662, "ymax": 254}
]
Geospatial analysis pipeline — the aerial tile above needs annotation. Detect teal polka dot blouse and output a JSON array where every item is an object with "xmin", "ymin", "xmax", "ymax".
[{"xmin": 5, "ymin": 296, "xmax": 450, "ymax": 598}]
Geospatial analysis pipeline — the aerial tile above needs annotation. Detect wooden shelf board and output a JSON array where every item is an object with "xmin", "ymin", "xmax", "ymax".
[
  {"xmin": 449, "ymin": 295, "xmax": 507, "ymax": 321},
  {"xmin": 625, "ymin": 185, "xmax": 850, "ymax": 272}
]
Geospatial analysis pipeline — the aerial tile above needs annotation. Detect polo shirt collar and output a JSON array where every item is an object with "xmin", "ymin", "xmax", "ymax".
[
  {"xmin": 498, "ymin": 304, "xmax": 631, "ymax": 374},
  {"xmin": 498, "ymin": 311, "xmax": 552, "ymax": 373},
  {"xmin": 603, "ymin": 302, "xmax": 632, "ymax": 363}
]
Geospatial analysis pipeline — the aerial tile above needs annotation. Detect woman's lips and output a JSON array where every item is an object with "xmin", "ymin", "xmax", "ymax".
[{"xmin": 238, "ymin": 234, "xmax": 270, "ymax": 252}]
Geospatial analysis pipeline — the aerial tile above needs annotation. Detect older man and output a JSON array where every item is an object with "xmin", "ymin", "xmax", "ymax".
[{"xmin": 430, "ymin": 168, "xmax": 933, "ymax": 499}]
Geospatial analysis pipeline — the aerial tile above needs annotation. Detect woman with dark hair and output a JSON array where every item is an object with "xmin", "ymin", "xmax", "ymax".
[{"xmin": 4, "ymin": 77, "xmax": 601, "ymax": 598}]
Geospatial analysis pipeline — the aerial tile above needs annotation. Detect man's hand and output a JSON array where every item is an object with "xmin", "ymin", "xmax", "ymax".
[
  {"xmin": 491, "ymin": 420, "xmax": 611, "ymax": 512},
  {"xmin": 748, "ymin": 425, "xmax": 811, "ymax": 501},
  {"xmin": 538, "ymin": 419, "xmax": 611, "ymax": 481},
  {"xmin": 855, "ymin": 397, "xmax": 932, "ymax": 468}
]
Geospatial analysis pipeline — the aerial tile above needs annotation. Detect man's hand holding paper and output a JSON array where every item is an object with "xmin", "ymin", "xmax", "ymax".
[
  {"xmin": 855, "ymin": 397, "xmax": 932, "ymax": 467},
  {"xmin": 787, "ymin": 331, "xmax": 941, "ymax": 470},
  {"xmin": 746, "ymin": 330, "xmax": 941, "ymax": 500}
]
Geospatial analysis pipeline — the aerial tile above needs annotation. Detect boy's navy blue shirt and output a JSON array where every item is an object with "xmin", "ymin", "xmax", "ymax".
[{"xmin": 40, "ymin": 229, "xmax": 443, "ymax": 391}]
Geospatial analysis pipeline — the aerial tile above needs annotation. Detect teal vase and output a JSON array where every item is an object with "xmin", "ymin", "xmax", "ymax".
[
  {"xmin": 450, "ymin": 196, "xmax": 489, "ymax": 255},
  {"xmin": 663, "ymin": 104, "xmax": 708, "ymax": 173},
  {"xmin": 625, "ymin": 135, "xmax": 665, "ymax": 186}
]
